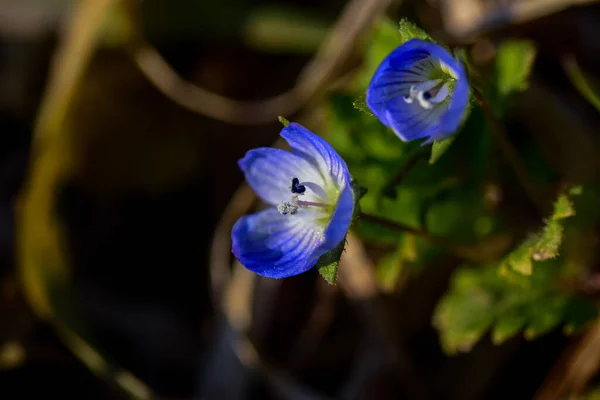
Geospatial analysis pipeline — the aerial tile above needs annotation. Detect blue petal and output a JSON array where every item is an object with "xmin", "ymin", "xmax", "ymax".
[
  {"xmin": 366, "ymin": 43, "xmax": 431, "ymax": 125},
  {"xmin": 231, "ymin": 208, "xmax": 325, "ymax": 278},
  {"xmin": 239, "ymin": 147, "xmax": 324, "ymax": 206},
  {"xmin": 280, "ymin": 123, "xmax": 350, "ymax": 188},
  {"xmin": 385, "ymin": 97, "xmax": 449, "ymax": 142},
  {"xmin": 425, "ymin": 44, "xmax": 470, "ymax": 135},
  {"xmin": 321, "ymin": 171, "xmax": 354, "ymax": 251},
  {"xmin": 234, "ymin": 124, "xmax": 355, "ymax": 278},
  {"xmin": 366, "ymin": 39, "xmax": 469, "ymax": 142},
  {"xmin": 439, "ymin": 62, "xmax": 469, "ymax": 134}
]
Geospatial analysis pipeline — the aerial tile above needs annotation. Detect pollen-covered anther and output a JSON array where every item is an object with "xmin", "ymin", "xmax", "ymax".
[{"xmin": 277, "ymin": 195, "xmax": 299, "ymax": 215}]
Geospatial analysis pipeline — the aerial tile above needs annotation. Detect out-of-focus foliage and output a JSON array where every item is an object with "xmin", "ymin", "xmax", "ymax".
[
  {"xmin": 581, "ymin": 386, "xmax": 600, "ymax": 400},
  {"xmin": 500, "ymin": 190, "xmax": 576, "ymax": 276},
  {"xmin": 325, "ymin": 17, "xmax": 598, "ymax": 356},
  {"xmin": 433, "ymin": 259, "xmax": 596, "ymax": 354},
  {"xmin": 12, "ymin": 0, "xmax": 600, "ymax": 396},
  {"xmin": 494, "ymin": 40, "xmax": 537, "ymax": 109}
]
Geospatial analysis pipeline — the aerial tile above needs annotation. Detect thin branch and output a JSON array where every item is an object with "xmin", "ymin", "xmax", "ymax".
[
  {"xmin": 535, "ymin": 318, "xmax": 600, "ymax": 400},
  {"xmin": 472, "ymin": 87, "xmax": 548, "ymax": 213},
  {"xmin": 360, "ymin": 213, "xmax": 513, "ymax": 263},
  {"xmin": 360, "ymin": 213, "xmax": 440, "ymax": 241},
  {"xmin": 381, "ymin": 146, "xmax": 429, "ymax": 199},
  {"xmin": 126, "ymin": 0, "xmax": 392, "ymax": 125}
]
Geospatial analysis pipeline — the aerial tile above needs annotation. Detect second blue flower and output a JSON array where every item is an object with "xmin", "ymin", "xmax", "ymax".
[{"xmin": 366, "ymin": 39, "xmax": 469, "ymax": 145}]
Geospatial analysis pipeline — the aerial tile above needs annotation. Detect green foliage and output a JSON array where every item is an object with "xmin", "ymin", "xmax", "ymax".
[
  {"xmin": 430, "ymin": 137, "xmax": 456, "ymax": 164},
  {"xmin": 496, "ymin": 40, "xmax": 537, "ymax": 96},
  {"xmin": 501, "ymin": 193, "xmax": 576, "ymax": 276},
  {"xmin": 325, "ymin": 18, "xmax": 596, "ymax": 358},
  {"xmin": 398, "ymin": 18, "xmax": 430, "ymax": 42},
  {"xmin": 278, "ymin": 116, "xmax": 290, "ymax": 127},
  {"xmin": 352, "ymin": 95, "xmax": 373, "ymax": 116},
  {"xmin": 433, "ymin": 261, "xmax": 596, "ymax": 354},
  {"xmin": 491, "ymin": 39, "xmax": 537, "ymax": 114},
  {"xmin": 356, "ymin": 18, "xmax": 430, "ymax": 90},
  {"xmin": 375, "ymin": 233, "xmax": 418, "ymax": 291},
  {"xmin": 316, "ymin": 238, "xmax": 345, "ymax": 285}
]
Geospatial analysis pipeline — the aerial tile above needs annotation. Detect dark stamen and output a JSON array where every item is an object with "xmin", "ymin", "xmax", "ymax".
[{"xmin": 290, "ymin": 177, "xmax": 306, "ymax": 194}]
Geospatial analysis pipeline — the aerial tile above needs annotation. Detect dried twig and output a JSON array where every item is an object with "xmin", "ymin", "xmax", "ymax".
[
  {"xmin": 535, "ymin": 318, "xmax": 600, "ymax": 400},
  {"xmin": 127, "ymin": 0, "xmax": 392, "ymax": 125},
  {"xmin": 438, "ymin": 0, "xmax": 599, "ymax": 43}
]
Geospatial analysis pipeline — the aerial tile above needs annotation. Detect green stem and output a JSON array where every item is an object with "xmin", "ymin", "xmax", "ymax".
[
  {"xmin": 360, "ymin": 213, "xmax": 437, "ymax": 240},
  {"xmin": 359, "ymin": 213, "xmax": 513, "ymax": 263},
  {"xmin": 380, "ymin": 146, "xmax": 429, "ymax": 199},
  {"xmin": 562, "ymin": 54, "xmax": 600, "ymax": 113},
  {"xmin": 472, "ymin": 87, "xmax": 548, "ymax": 213}
]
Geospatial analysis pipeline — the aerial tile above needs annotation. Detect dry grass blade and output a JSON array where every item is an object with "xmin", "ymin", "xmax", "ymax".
[{"xmin": 17, "ymin": 0, "xmax": 155, "ymax": 397}]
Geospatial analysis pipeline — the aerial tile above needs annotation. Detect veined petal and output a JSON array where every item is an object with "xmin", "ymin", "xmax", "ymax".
[
  {"xmin": 366, "ymin": 46, "xmax": 431, "ymax": 125},
  {"xmin": 440, "ymin": 65, "xmax": 470, "ymax": 133},
  {"xmin": 320, "ymin": 170, "xmax": 354, "ymax": 252},
  {"xmin": 281, "ymin": 123, "xmax": 349, "ymax": 189},
  {"xmin": 385, "ymin": 97, "xmax": 449, "ymax": 142},
  {"xmin": 239, "ymin": 147, "xmax": 324, "ymax": 206},
  {"xmin": 367, "ymin": 39, "xmax": 469, "ymax": 143},
  {"xmin": 231, "ymin": 208, "xmax": 325, "ymax": 278}
]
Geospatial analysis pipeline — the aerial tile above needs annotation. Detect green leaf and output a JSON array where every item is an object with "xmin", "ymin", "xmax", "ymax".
[
  {"xmin": 278, "ymin": 116, "xmax": 290, "ymax": 127},
  {"xmin": 316, "ymin": 236, "xmax": 346, "ymax": 285},
  {"xmin": 434, "ymin": 262, "xmax": 596, "ymax": 355},
  {"xmin": 317, "ymin": 262, "xmax": 339, "ymax": 285},
  {"xmin": 491, "ymin": 312, "xmax": 527, "ymax": 344},
  {"xmin": 568, "ymin": 185, "xmax": 583, "ymax": 196},
  {"xmin": 398, "ymin": 18, "xmax": 430, "ymax": 43},
  {"xmin": 352, "ymin": 95, "xmax": 373, "ymax": 117},
  {"xmin": 501, "ymin": 191, "xmax": 577, "ymax": 275},
  {"xmin": 552, "ymin": 194, "xmax": 575, "ymax": 220},
  {"xmin": 430, "ymin": 136, "xmax": 457, "ymax": 164},
  {"xmin": 490, "ymin": 39, "xmax": 537, "ymax": 115},
  {"xmin": 496, "ymin": 40, "xmax": 537, "ymax": 97},
  {"xmin": 355, "ymin": 18, "xmax": 430, "ymax": 90},
  {"xmin": 433, "ymin": 267, "xmax": 497, "ymax": 354},
  {"xmin": 524, "ymin": 295, "xmax": 565, "ymax": 340},
  {"xmin": 374, "ymin": 234, "xmax": 418, "ymax": 292}
]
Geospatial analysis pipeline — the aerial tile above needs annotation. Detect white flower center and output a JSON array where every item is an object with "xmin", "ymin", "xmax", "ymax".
[
  {"xmin": 277, "ymin": 176, "xmax": 329, "ymax": 215},
  {"xmin": 403, "ymin": 80, "xmax": 451, "ymax": 110}
]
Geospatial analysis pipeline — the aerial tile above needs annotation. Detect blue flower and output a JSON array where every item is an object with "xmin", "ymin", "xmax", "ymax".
[
  {"xmin": 366, "ymin": 39, "xmax": 469, "ymax": 144},
  {"xmin": 232, "ymin": 123, "xmax": 354, "ymax": 278}
]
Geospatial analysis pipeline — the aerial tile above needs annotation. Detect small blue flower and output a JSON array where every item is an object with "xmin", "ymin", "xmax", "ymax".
[
  {"xmin": 232, "ymin": 123, "xmax": 354, "ymax": 278},
  {"xmin": 366, "ymin": 39, "xmax": 469, "ymax": 144}
]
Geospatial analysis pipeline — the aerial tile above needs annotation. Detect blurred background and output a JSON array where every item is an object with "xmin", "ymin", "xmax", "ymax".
[{"xmin": 2, "ymin": 0, "xmax": 600, "ymax": 399}]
